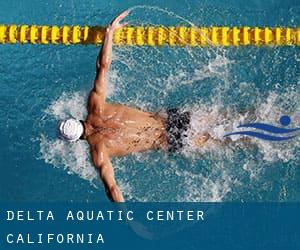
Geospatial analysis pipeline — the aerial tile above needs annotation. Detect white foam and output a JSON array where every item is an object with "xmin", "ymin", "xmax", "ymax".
[
  {"xmin": 39, "ymin": 134, "xmax": 97, "ymax": 183},
  {"xmin": 39, "ymin": 92, "xmax": 98, "ymax": 185},
  {"xmin": 46, "ymin": 92, "xmax": 87, "ymax": 120}
]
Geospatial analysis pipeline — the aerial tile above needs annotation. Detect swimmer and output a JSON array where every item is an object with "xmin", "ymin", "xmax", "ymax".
[{"xmin": 58, "ymin": 11, "xmax": 211, "ymax": 202}]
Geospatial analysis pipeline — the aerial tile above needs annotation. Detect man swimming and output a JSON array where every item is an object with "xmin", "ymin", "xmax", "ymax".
[{"xmin": 58, "ymin": 11, "xmax": 210, "ymax": 202}]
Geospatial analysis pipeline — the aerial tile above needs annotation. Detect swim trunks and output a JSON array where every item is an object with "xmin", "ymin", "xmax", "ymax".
[{"xmin": 166, "ymin": 108, "xmax": 191, "ymax": 153}]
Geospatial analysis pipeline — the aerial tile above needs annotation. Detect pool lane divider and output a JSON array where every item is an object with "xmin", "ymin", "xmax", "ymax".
[{"xmin": 0, "ymin": 25, "xmax": 299, "ymax": 46}]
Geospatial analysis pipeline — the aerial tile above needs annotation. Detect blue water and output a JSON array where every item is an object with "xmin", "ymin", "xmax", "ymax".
[{"xmin": 0, "ymin": 0, "xmax": 299, "ymax": 202}]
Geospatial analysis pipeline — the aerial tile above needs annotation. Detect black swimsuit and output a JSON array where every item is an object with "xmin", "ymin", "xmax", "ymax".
[{"xmin": 166, "ymin": 108, "xmax": 191, "ymax": 153}]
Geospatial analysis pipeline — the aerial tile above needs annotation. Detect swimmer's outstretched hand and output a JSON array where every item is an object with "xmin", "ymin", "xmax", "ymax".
[{"xmin": 108, "ymin": 10, "xmax": 130, "ymax": 32}]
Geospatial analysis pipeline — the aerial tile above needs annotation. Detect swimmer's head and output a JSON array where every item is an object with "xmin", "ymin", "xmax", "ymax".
[{"xmin": 57, "ymin": 118, "xmax": 84, "ymax": 142}]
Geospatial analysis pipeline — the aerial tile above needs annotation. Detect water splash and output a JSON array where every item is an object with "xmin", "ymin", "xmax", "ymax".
[
  {"xmin": 37, "ymin": 6, "xmax": 300, "ymax": 202},
  {"xmin": 39, "ymin": 89, "xmax": 300, "ymax": 202},
  {"xmin": 39, "ymin": 134, "xmax": 98, "ymax": 185}
]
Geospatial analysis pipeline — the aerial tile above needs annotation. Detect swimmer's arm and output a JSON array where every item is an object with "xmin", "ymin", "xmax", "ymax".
[
  {"xmin": 94, "ymin": 11, "xmax": 129, "ymax": 99},
  {"xmin": 92, "ymin": 144, "xmax": 125, "ymax": 202}
]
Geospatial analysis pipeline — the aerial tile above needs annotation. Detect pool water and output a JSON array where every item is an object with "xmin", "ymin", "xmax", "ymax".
[{"xmin": 0, "ymin": 0, "xmax": 299, "ymax": 202}]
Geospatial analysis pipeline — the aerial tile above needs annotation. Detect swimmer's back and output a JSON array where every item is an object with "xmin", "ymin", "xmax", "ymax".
[{"xmin": 86, "ymin": 102, "xmax": 168, "ymax": 157}]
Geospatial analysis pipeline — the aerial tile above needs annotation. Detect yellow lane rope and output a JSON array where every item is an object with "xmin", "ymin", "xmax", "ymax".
[{"xmin": 0, "ymin": 25, "xmax": 299, "ymax": 46}]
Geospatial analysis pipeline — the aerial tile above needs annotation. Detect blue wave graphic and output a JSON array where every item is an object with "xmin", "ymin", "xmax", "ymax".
[
  {"xmin": 224, "ymin": 116, "xmax": 299, "ymax": 141},
  {"xmin": 237, "ymin": 123, "xmax": 300, "ymax": 134},
  {"xmin": 224, "ymin": 131, "xmax": 297, "ymax": 141}
]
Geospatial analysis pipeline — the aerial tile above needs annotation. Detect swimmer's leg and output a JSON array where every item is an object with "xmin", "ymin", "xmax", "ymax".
[
  {"xmin": 192, "ymin": 133, "xmax": 211, "ymax": 147},
  {"xmin": 192, "ymin": 133, "xmax": 254, "ymax": 148},
  {"xmin": 190, "ymin": 108, "xmax": 258, "ymax": 148},
  {"xmin": 189, "ymin": 114, "xmax": 217, "ymax": 147}
]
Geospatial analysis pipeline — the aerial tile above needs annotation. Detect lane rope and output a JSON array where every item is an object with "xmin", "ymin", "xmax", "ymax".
[{"xmin": 0, "ymin": 25, "xmax": 299, "ymax": 46}]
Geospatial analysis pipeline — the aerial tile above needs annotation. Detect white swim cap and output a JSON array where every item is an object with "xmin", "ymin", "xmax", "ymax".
[{"xmin": 58, "ymin": 118, "xmax": 84, "ymax": 142}]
